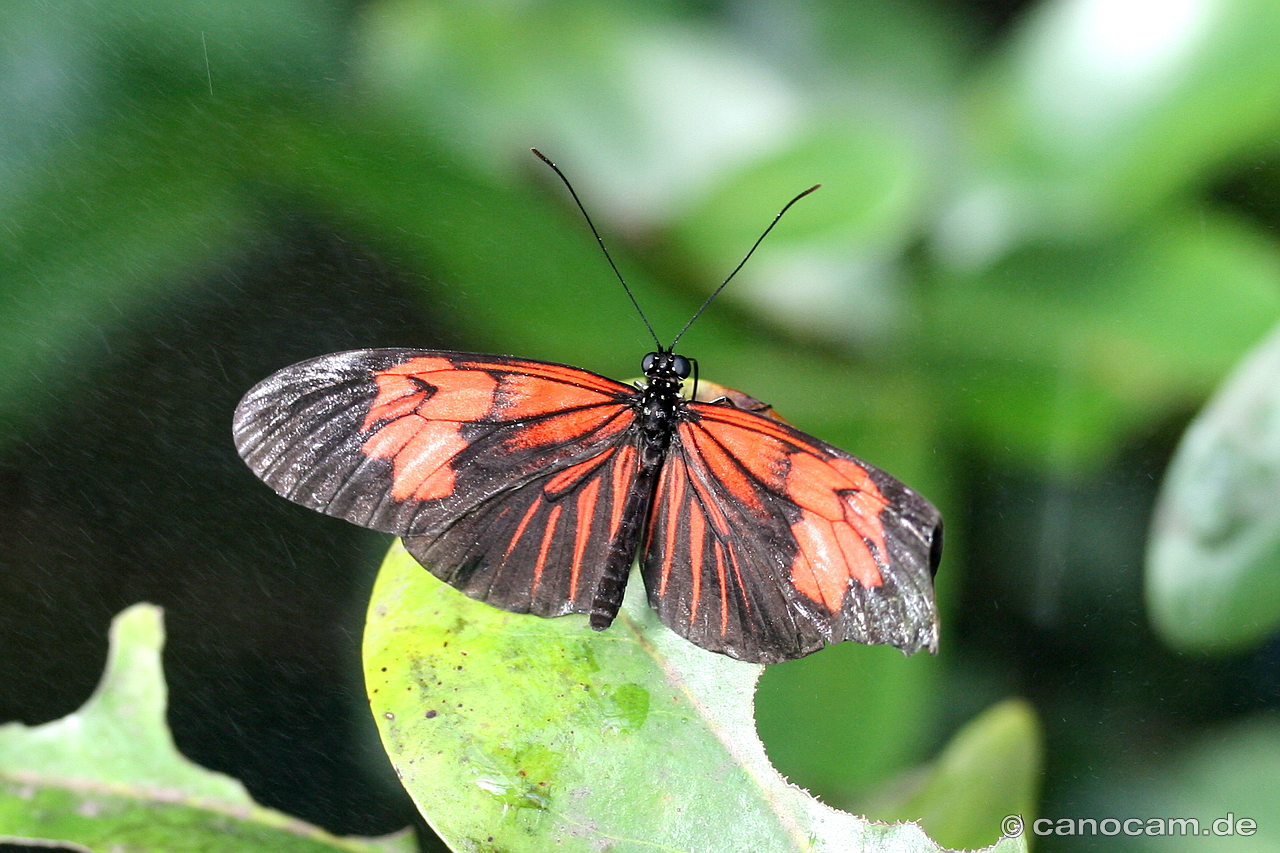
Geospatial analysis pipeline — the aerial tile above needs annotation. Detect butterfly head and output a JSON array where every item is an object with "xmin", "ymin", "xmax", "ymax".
[{"xmin": 641, "ymin": 350, "xmax": 691, "ymax": 389}]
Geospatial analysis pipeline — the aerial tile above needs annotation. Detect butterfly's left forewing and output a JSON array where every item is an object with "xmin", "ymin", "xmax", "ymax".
[
  {"xmin": 642, "ymin": 401, "xmax": 940, "ymax": 663},
  {"xmin": 233, "ymin": 349, "xmax": 645, "ymax": 616}
]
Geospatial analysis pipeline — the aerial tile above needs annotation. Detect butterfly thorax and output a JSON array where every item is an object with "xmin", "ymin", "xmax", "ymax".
[{"xmin": 635, "ymin": 351, "xmax": 690, "ymax": 462}]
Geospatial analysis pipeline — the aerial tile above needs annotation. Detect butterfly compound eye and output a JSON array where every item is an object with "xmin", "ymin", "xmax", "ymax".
[
  {"xmin": 642, "ymin": 352, "xmax": 658, "ymax": 373},
  {"xmin": 671, "ymin": 354, "xmax": 691, "ymax": 379}
]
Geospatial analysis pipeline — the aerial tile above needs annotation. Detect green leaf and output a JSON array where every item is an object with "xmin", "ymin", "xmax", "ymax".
[
  {"xmin": 927, "ymin": 209, "xmax": 1280, "ymax": 471},
  {"xmin": 672, "ymin": 119, "xmax": 931, "ymax": 345},
  {"xmin": 789, "ymin": 0, "xmax": 974, "ymax": 96},
  {"xmin": 0, "ymin": 603, "xmax": 414, "ymax": 853},
  {"xmin": 354, "ymin": 0, "xmax": 799, "ymax": 225},
  {"xmin": 1105, "ymin": 716, "xmax": 1280, "ymax": 851},
  {"xmin": 1146, "ymin": 318, "xmax": 1280, "ymax": 652},
  {"xmin": 364, "ymin": 542, "xmax": 1027, "ymax": 853},
  {"xmin": 869, "ymin": 699, "xmax": 1043, "ymax": 851},
  {"xmin": 948, "ymin": 0, "xmax": 1280, "ymax": 257}
]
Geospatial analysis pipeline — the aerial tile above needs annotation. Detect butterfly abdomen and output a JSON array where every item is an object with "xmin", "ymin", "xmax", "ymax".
[{"xmin": 588, "ymin": 367, "xmax": 684, "ymax": 629}]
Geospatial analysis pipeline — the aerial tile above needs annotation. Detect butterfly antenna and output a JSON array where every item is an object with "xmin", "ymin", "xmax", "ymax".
[
  {"xmin": 669, "ymin": 183, "xmax": 820, "ymax": 349},
  {"xmin": 531, "ymin": 149, "xmax": 662, "ymax": 351}
]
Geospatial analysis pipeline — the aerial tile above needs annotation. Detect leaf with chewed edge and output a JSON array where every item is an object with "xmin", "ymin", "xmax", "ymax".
[
  {"xmin": 364, "ymin": 541, "xmax": 1028, "ymax": 852},
  {"xmin": 0, "ymin": 603, "xmax": 414, "ymax": 853}
]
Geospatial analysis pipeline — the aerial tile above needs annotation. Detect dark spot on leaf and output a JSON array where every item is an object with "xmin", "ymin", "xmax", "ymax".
[
  {"xmin": 426, "ymin": 710, "xmax": 437, "ymax": 718},
  {"xmin": 600, "ymin": 683, "xmax": 650, "ymax": 733}
]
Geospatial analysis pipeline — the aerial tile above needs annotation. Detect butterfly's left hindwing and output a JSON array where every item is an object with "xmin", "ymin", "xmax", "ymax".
[
  {"xmin": 402, "ymin": 431, "xmax": 645, "ymax": 618},
  {"xmin": 233, "ymin": 349, "xmax": 644, "ymax": 616}
]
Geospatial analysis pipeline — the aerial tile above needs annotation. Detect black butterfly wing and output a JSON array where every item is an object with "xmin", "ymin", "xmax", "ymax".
[
  {"xmin": 233, "ymin": 348, "xmax": 644, "ymax": 616},
  {"xmin": 401, "ymin": 434, "xmax": 647, "ymax": 617},
  {"xmin": 641, "ymin": 401, "xmax": 941, "ymax": 663}
]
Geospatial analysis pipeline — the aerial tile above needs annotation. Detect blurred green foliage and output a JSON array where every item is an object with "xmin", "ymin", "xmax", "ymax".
[{"xmin": 4, "ymin": 0, "xmax": 1280, "ymax": 849}]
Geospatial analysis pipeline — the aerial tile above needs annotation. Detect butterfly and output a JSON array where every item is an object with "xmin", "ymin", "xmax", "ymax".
[{"xmin": 232, "ymin": 153, "xmax": 942, "ymax": 664}]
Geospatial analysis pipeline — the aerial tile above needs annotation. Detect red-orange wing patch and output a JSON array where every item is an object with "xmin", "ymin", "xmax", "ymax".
[
  {"xmin": 350, "ymin": 355, "xmax": 629, "ymax": 506},
  {"xmin": 640, "ymin": 401, "xmax": 940, "ymax": 663}
]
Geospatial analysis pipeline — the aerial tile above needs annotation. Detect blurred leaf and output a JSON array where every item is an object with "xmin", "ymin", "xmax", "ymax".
[
  {"xmin": 364, "ymin": 542, "xmax": 1023, "ymax": 853},
  {"xmin": 0, "ymin": 604, "xmax": 414, "ymax": 853},
  {"xmin": 103, "ymin": 0, "xmax": 341, "ymax": 89},
  {"xmin": 870, "ymin": 699, "xmax": 1043, "ymax": 852},
  {"xmin": 1117, "ymin": 717, "xmax": 1280, "ymax": 851},
  {"xmin": 673, "ymin": 119, "xmax": 930, "ymax": 345},
  {"xmin": 354, "ymin": 0, "xmax": 798, "ymax": 226},
  {"xmin": 944, "ymin": 0, "xmax": 1280, "ymax": 262},
  {"xmin": 928, "ymin": 209, "xmax": 1280, "ymax": 471},
  {"xmin": 0, "ymin": 0, "xmax": 340, "ymax": 103},
  {"xmin": 1147, "ymin": 318, "xmax": 1280, "ymax": 652},
  {"xmin": 756, "ymin": 0, "xmax": 974, "ymax": 97},
  {"xmin": 0, "ymin": 89, "xmax": 945, "ymax": 486},
  {"xmin": 679, "ymin": 121, "xmax": 923, "ymax": 255}
]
